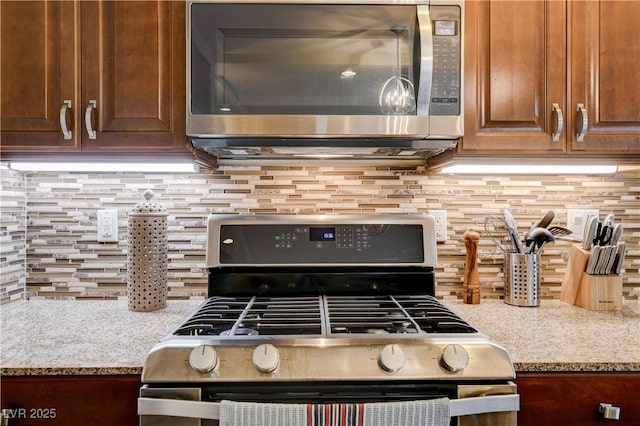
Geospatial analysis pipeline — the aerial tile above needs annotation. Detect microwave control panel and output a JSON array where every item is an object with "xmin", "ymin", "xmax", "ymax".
[{"xmin": 430, "ymin": 5, "xmax": 461, "ymax": 116}]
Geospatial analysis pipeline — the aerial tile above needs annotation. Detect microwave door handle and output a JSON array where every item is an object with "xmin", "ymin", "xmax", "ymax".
[
  {"xmin": 138, "ymin": 394, "xmax": 519, "ymax": 420},
  {"xmin": 416, "ymin": 5, "xmax": 433, "ymax": 116}
]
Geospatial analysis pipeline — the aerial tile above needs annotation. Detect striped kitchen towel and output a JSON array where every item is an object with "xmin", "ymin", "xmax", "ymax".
[
  {"xmin": 220, "ymin": 400, "xmax": 307, "ymax": 426},
  {"xmin": 361, "ymin": 399, "xmax": 450, "ymax": 426},
  {"xmin": 220, "ymin": 398, "xmax": 450, "ymax": 426}
]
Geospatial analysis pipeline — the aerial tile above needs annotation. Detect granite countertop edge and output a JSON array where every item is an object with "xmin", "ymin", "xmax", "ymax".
[
  {"xmin": 513, "ymin": 362, "xmax": 640, "ymax": 373},
  {"xmin": 1, "ymin": 367, "xmax": 142, "ymax": 377},
  {"xmin": 3, "ymin": 364, "xmax": 640, "ymax": 377}
]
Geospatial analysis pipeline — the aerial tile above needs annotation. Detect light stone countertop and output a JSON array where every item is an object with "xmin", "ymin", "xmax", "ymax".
[
  {"xmin": 1, "ymin": 300, "xmax": 203, "ymax": 376},
  {"xmin": 445, "ymin": 299, "xmax": 640, "ymax": 372},
  {"xmin": 1, "ymin": 299, "xmax": 639, "ymax": 376}
]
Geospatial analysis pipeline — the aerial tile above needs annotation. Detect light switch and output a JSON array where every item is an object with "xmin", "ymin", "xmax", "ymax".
[
  {"xmin": 97, "ymin": 209, "xmax": 119, "ymax": 242},
  {"xmin": 567, "ymin": 209, "xmax": 599, "ymax": 241}
]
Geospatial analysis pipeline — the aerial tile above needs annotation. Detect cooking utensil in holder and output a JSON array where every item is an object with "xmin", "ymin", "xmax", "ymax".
[
  {"xmin": 127, "ymin": 190, "xmax": 168, "ymax": 312},
  {"xmin": 504, "ymin": 253, "xmax": 540, "ymax": 307}
]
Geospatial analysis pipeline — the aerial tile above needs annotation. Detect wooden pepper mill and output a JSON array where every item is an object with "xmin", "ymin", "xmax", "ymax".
[{"xmin": 463, "ymin": 230, "xmax": 481, "ymax": 304}]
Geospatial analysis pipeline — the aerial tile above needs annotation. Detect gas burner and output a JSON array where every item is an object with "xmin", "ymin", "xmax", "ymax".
[
  {"xmin": 220, "ymin": 327, "xmax": 259, "ymax": 336},
  {"xmin": 365, "ymin": 329, "xmax": 389, "ymax": 334}
]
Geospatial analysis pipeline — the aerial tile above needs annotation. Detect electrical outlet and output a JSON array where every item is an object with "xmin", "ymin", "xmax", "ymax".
[
  {"xmin": 97, "ymin": 209, "xmax": 118, "ymax": 242},
  {"xmin": 567, "ymin": 209, "xmax": 599, "ymax": 240},
  {"xmin": 428, "ymin": 210, "xmax": 447, "ymax": 242}
]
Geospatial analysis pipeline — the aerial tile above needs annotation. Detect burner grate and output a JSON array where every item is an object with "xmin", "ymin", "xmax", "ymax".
[
  {"xmin": 173, "ymin": 297, "xmax": 252, "ymax": 336},
  {"xmin": 174, "ymin": 296, "xmax": 324, "ymax": 336},
  {"xmin": 324, "ymin": 295, "xmax": 476, "ymax": 334},
  {"xmin": 173, "ymin": 295, "xmax": 476, "ymax": 337}
]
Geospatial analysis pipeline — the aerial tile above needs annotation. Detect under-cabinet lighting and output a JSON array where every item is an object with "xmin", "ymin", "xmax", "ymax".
[
  {"xmin": 439, "ymin": 164, "xmax": 618, "ymax": 175},
  {"xmin": 9, "ymin": 162, "xmax": 197, "ymax": 173},
  {"xmin": 293, "ymin": 154, "xmax": 355, "ymax": 159}
]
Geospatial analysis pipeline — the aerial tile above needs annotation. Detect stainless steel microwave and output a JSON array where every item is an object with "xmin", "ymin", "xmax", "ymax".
[{"xmin": 187, "ymin": 0, "xmax": 464, "ymax": 160}]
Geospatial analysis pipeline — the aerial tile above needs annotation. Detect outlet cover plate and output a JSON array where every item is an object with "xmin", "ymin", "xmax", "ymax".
[
  {"xmin": 428, "ymin": 210, "xmax": 447, "ymax": 242},
  {"xmin": 97, "ymin": 209, "xmax": 118, "ymax": 242}
]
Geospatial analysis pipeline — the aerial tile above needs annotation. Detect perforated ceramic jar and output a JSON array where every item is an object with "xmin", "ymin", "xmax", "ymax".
[{"xmin": 127, "ymin": 190, "xmax": 168, "ymax": 312}]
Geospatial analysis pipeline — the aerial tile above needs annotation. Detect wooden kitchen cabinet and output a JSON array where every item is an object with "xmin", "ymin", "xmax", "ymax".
[
  {"xmin": 461, "ymin": 0, "xmax": 640, "ymax": 157},
  {"xmin": 0, "ymin": 1, "xmax": 80, "ymax": 152},
  {"xmin": 461, "ymin": 0, "xmax": 567, "ymax": 154},
  {"xmin": 0, "ymin": 1, "xmax": 188, "ymax": 157},
  {"xmin": 516, "ymin": 372, "xmax": 640, "ymax": 425},
  {"xmin": 569, "ymin": 1, "xmax": 640, "ymax": 154},
  {"xmin": 0, "ymin": 375, "xmax": 140, "ymax": 426}
]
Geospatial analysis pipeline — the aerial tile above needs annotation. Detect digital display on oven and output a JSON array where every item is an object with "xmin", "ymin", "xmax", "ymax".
[{"xmin": 309, "ymin": 227, "xmax": 336, "ymax": 241}]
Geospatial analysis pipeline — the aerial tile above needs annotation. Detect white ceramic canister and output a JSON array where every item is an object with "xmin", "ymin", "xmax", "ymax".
[{"xmin": 127, "ymin": 190, "xmax": 168, "ymax": 312}]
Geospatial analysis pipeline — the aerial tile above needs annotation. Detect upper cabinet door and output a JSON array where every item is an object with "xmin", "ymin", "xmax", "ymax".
[
  {"xmin": 460, "ymin": 0, "xmax": 567, "ymax": 154},
  {"xmin": 569, "ymin": 0, "xmax": 640, "ymax": 153},
  {"xmin": 0, "ymin": 1, "xmax": 80, "ymax": 152},
  {"xmin": 80, "ymin": 1, "xmax": 186, "ymax": 152}
]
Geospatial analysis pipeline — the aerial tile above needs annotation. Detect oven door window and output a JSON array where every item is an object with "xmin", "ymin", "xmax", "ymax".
[{"xmin": 190, "ymin": 4, "xmax": 418, "ymax": 115}]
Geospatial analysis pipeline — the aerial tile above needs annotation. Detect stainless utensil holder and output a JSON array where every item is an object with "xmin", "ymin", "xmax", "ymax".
[
  {"xmin": 127, "ymin": 190, "xmax": 168, "ymax": 312},
  {"xmin": 504, "ymin": 253, "xmax": 540, "ymax": 307}
]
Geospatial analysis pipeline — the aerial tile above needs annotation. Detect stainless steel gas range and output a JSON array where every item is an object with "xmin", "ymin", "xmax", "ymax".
[{"xmin": 138, "ymin": 214, "xmax": 519, "ymax": 426}]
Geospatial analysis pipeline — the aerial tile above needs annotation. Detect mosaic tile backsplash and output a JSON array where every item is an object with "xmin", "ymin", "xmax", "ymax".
[
  {"xmin": 1, "ymin": 162, "xmax": 638, "ymax": 304},
  {"xmin": 0, "ymin": 164, "xmax": 27, "ymax": 304}
]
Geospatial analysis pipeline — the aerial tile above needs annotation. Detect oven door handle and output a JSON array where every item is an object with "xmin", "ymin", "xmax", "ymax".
[
  {"xmin": 138, "ymin": 394, "xmax": 519, "ymax": 419},
  {"xmin": 138, "ymin": 398, "xmax": 220, "ymax": 420},
  {"xmin": 450, "ymin": 394, "xmax": 520, "ymax": 417}
]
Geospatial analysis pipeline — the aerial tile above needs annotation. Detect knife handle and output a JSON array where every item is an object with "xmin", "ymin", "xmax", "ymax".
[
  {"xmin": 586, "ymin": 246, "xmax": 600, "ymax": 275},
  {"xmin": 610, "ymin": 223, "xmax": 623, "ymax": 245},
  {"xmin": 582, "ymin": 217, "xmax": 597, "ymax": 250},
  {"xmin": 613, "ymin": 242, "xmax": 626, "ymax": 276}
]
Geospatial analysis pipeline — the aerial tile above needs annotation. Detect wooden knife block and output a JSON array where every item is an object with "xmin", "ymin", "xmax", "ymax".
[{"xmin": 560, "ymin": 244, "xmax": 622, "ymax": 311}]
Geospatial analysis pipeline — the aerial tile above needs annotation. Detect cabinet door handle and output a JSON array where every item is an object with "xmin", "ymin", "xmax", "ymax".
[
  {"xmin": 599, "ymin": 403, "xmax": 620, "ymax": 420},
  {"xmin": 575, "ymin": 103, "xmax": 588, "ymax": 142},
  {"xmin": 59, "ymin": 100, "xmax": 72, "ymax": 140},
  {"xmin": 84, "ymin": 100, "xmax": 97, "ymax": 139},
  {"xmin": 551, "ymin": 103, "xmax": 563, "ymax": 142}
]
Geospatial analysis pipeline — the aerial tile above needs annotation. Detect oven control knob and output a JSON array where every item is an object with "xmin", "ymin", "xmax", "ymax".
[
  {"xmin": 189, "ymin": 345, "xmax": 218, "ymax": 374},
  {"xmin": 440, "ymin": 344, "xmax": 469, "ymax": 372},
  {"xmin": 379, "ymin": 344, "xmax": 406, "ymax": 372},
  {"xmin": 252, "ymin": 344, "xmax": 280, "ymax": 373}
]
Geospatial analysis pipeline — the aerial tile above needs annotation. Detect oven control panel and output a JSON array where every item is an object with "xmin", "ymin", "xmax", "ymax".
[
  {"xmin": 218, "ymin": 224, "xmax": 425, "ymax": 264},
  {"xmin": 275, "ymin": 226, "xmax": 371, "ymax": 250},
  {"xmin": 143, "ymin": 340, "xmax": 514, "ymax": 383},
  {"xmin": 187, "ymin": 343, "xmax": 465, "ymax": 376}
]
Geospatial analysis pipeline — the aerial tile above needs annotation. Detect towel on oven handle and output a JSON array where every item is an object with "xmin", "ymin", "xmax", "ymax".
[{"xmin": 220, "ymin": 398, "xmax": 451, "ymax": 426}]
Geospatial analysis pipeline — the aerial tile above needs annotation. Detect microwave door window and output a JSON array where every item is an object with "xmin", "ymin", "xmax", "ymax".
[{"xmin": 190, "ymin": 4, "xmax": 418, "ymax": 116}]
